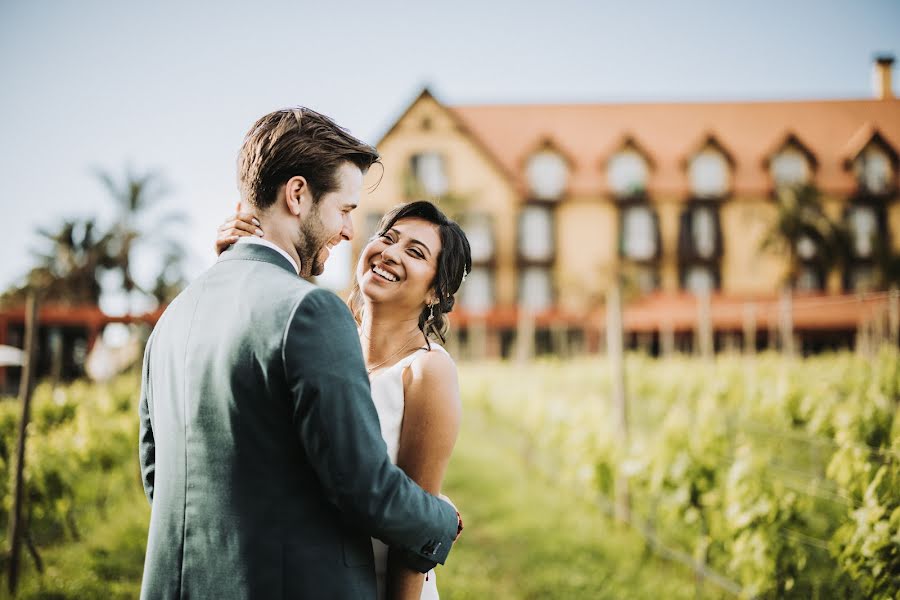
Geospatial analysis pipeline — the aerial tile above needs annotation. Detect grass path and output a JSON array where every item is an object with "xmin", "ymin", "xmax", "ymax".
[{"xmin": 437, "ymin": 409, "xmax": 705, "ymax": 599}]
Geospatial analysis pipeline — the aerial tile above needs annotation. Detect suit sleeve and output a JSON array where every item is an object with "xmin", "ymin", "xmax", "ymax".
[
  {"xmin": 138, "ymin": 330, "xmax": 156, "ymax": 504},
  {"xmin": 284, "ymin": 289, "xmax": 458, "ymax": 571}
]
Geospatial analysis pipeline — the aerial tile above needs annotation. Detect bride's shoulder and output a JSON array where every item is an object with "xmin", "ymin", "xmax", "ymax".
[
  {"xmin": 404, "ymin": 344, "xmax": 459, "ymax": 394},
  {"xmin": 415, "ymin": 343, "xmax": 456, "ymax": 372}
]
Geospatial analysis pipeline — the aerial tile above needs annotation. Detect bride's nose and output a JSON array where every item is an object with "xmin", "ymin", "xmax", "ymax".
[{"xmin": 381, "ymin": 243, "xmax": 401, "ymax": 263}]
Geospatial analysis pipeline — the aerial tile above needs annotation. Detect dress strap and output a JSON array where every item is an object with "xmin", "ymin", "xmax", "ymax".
[{"xmin": 395, "ymin": 342, "xmax": 447, "ymax": 370}]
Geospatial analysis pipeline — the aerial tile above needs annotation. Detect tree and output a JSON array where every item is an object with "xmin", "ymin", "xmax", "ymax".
[
  {"xmin": 95, "ymin": 166, "xmax": 186, "ymax": 312},
  {"xmin": 1, "ymin": 217, "xmax": 117, "ymax": 307},
  {"xmin": 150, "ymin": 242, "xmax": 188, "ymax": 305},
  {"xmin": 2, "ymin": 166, "xmax": 188, "ymax": 311},
  {"xmin": 760, "ymin": 184, "xmax": 849, "ymax": 290}
]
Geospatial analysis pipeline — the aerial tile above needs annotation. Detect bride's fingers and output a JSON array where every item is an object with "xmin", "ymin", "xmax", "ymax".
[
  {"xmin": 218, "ymin": 215, "xmax": 263, "ymax": 237},
  {"xmin": 214, "ymin": 234, "xmax": 239, "ymax": 255},
  {"xmin": 215, "ymin": 213, "xmax": 264, "ymax": 255},
  {"xmin": 220, "ymin": 212, "xmax": 261, "ymax": 227},
  {"xmin": 214, "ymin": 210, "xmax": 262, "ymax": 256},
  {"xmin": 219, "ymin": 218, "xmax": 263, "ymax": 237}
]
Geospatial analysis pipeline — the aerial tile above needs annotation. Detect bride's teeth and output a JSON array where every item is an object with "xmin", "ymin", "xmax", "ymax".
[{"xmin": 372, "ymin": 266, "xmax": 398, "ymax": 282}]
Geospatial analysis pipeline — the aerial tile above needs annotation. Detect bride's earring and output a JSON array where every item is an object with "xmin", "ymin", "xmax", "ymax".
[{"xmin": 428, "ymin": 302, "xmax": 435, "ymax": 323}]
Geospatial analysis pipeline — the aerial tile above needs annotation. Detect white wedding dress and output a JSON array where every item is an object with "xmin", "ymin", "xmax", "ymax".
[{"xmin": 370, "ymin": 344, "xmax": 445, "ymax": 600}]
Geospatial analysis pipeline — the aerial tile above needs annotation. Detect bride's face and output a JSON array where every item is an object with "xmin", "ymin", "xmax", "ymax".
[{"xmin": 357, "ymin": 217, "xmax": 442, "ymax": 313}]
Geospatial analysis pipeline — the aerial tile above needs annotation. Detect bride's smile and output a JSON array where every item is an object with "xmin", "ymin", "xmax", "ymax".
[{"xmin": 358, "ymin": 217, "xmax": 442, "ymax": 312}]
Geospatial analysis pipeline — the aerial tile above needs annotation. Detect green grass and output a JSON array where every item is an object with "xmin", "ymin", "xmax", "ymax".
[
  {"xmin": 0, "ymin": 467, "xmax": 149, "ymax": 600},
  {"xmin": 1, "ymin": 373, "xmax": 714, "ymax": 599},
  {"xmin": 438, "ymin": 408, "xmax": 708, "ymax": 600}
]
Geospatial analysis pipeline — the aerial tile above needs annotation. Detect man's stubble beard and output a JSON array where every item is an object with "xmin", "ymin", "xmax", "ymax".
[{"xmin": 296, "ymin": 202, "xmax": 329, "ymax": 278}]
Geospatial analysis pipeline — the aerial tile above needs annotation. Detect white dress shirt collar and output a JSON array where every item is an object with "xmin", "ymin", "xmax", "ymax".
[{"xmin": 235, "ymin": 236, "xmax": 300, "ymax": 275}]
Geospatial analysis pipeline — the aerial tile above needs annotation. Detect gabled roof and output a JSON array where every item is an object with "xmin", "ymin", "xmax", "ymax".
[
  {"xmin": 374, "ymin": 87, "xmax": 439, "ymax": 148},
  {"xmin": 517, "ymin": 136, "xmax": 578, "ymax": 171},
  {"xmin": 601, "ymin": 134, "xmax": 656, "ymax": 170},
  {"xmin": 762, "ymin": 132, "xmax": 819, "ymax": 171},
  {"xmin": 448, "ymin": 98, "xmax": 900, "ymax": 195},
  {"xmin": 842, "ymin": 122, "xmax": 900, "ymax": 168},
  {"xmin": 681, "ymin": 133, "xmax": 737, "ymax": 169},
  {"xmin": 375, "ymin": 88, "xmax": 515, "ymax": 185}
]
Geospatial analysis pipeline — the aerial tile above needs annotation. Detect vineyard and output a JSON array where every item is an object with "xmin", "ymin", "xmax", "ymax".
[
  {"xmin": 461, "ymin": 350, "xmax": 900, "ymax": 599},
  {"xmin": 0, "ymin": 376, "xmax": 147, "ymax": 598},
  {"xmin": 0, "ymin": 350, "xmax": 897, "ymax": 598}
]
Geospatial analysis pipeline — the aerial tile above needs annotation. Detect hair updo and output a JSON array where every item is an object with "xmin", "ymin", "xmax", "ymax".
[{"xmin": 348, "ymin": 200, "xmax": 472, "ymax": 344}]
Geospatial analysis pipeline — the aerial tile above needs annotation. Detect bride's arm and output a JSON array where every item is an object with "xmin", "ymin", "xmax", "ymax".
[{"xmin": 386, "ymin": 350, "xmax": 462, "ymax": 600}]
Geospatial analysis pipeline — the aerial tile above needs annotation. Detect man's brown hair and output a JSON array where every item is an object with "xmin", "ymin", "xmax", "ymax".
[{"xmin": 238, "ymin": 107, "xmax": 380, "ymax": 209}]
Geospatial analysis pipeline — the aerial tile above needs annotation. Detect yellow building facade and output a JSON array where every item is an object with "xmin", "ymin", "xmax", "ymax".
[{"xmin": 341, "ymin": 60, "xmax": 900, "ymax": 354}]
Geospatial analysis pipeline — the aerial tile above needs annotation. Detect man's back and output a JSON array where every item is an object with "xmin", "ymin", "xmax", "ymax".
[{"xmin": 139, "ymin": 244, "xmax": 457, "ymax": 599}]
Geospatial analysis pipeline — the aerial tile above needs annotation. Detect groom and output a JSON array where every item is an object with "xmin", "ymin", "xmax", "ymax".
[{"xmin": 138, "ymin": 107, "xmax": 461, "ymax": 599}]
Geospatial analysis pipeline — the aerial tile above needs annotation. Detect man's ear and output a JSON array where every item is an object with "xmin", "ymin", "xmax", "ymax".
[{"xmin": 282, "ymin": 176, "xmax": 311, "ymax": 217}]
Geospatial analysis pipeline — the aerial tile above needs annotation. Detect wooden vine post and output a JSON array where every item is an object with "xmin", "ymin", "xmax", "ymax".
[
  {"xmin": 7, "ymin": 293, "xmax": 39, "ymax": 594},
  {"xmin": 606, "ymin": 280, "xmax": 630, "ymax": 523}
]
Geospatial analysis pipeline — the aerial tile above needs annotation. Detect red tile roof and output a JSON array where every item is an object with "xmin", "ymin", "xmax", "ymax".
[
  {"xmin": 617, "ymin": 291, "xmax": 889, "ymax": 333},
  {"xmin": 0, "ymin": 304, "xmax": 164, "ymax": 327},
  {"xmin": 450, "ymin": 98, "xmax": 900, "ymax": 197},
  {"xmin": 450, "ymin": 292, "xmax": 890, "ymax": 334}
]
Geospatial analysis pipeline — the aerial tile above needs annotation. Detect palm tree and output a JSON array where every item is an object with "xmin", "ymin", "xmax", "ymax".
[
  {"xmin": 95, "ymin": 166, "xmax": 186, "ymax": 312},
  {"xmin": 150, "ymin": 242, "xmax": 188, "ymax": 305},
  {"xmin": 760, "ymin": 184, "xmax": 848, "ymax": 290},
  {"xmin": 28, "ymin": 219, "xmax": 117, "ymax": 302}
]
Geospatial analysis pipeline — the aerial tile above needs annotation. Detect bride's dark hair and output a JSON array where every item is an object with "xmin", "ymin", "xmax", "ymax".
[{"xmin": 347, "ymin": 201, "xmax": 472, "ymax": 344}]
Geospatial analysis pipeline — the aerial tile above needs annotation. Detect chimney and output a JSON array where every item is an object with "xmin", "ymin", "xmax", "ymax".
[{"xmin": 873, "ymin": 54, "xmax": 895, "ymax": 100}]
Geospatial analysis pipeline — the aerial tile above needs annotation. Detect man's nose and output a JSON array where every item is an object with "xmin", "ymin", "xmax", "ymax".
[{"xmin": 342, "ymin": 214, "xmax": 353, "ymax": 241}]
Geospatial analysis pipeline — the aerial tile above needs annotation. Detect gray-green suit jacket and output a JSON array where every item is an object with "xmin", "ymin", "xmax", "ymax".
[{"xmin": 138, "ymin": 243, "xmax": 458, "ymax": 599}]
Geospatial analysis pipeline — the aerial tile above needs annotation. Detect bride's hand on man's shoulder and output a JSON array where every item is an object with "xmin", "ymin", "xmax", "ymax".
[
  {"xmin": 215, "ymin": 202, "xmax": 263, "ymax": 255},
  {"xmin": 439, "ymin": 494, "xmax": 464, "ymax": 541}
]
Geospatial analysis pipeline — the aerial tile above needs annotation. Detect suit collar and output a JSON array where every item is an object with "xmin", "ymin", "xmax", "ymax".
[
  {"xmin": 235, "ymin": 237, "xmax": 299, "ymax": 274},
  {"xmin": 217, "ymin": 242, "xmax": 300, "ymax": 277}
]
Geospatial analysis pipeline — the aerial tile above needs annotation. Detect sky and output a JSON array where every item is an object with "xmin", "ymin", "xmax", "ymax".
[{"xmin": 1, "ymin": 0, "xmax": 899, "ymax": 313}]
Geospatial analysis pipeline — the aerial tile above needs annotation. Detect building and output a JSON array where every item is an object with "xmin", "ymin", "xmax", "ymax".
[
  {"xmin": 334, "ymin": 56, "xmax": 900, "ymax": 356},
  {"xmin": 0, "ymin": 305, "xmax": 162, "ymax": 395}
]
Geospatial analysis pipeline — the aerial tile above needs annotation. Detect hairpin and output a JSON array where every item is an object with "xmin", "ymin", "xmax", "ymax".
[{"xmin": 461, "ymin": 268, "xmax": 468, "ymax": 283}]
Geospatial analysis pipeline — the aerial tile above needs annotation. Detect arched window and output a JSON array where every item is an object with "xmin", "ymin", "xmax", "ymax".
[
  {"xmin": 464, "ymin": 213, "xmax": 494, "ymax": 264},
  {"xmin": 608, "ymin": 148, "xmax": 649, "ymax": 197},
  {"xmin": 853, "ymin": 143, "xmax": 894, "ymax": 195},
  {"xmin": 459, "ymin": 267, "xmax": 493, "ymax": 312},
  {"xmin": 459, "ymin": 213, "xmax": 496, "ymax": 312},
  {"xmin": 690, "ymin": 206, "xmax": 718, "ymax": 259},
  {"xmin": 678, "ymin": 202, "xmax": 722, "ymax": 293},
  {"xmin": 526, "ymin": 150, "xmax": 568, "ymax": 200},
  {"xmin": 847, "ymin": 204, "xmax": 879, "ymax": 259},
  {"xmin": 842, "ymin": 201, "xmax": 884, "ymax": 293},
  {"xmin": 518, "ymin": 205, "xmax": 554, "ymax": 262},
  {"xmin": 770, "ymin": 144, "xmax": 813, "ymax": 190},
  {"xmin": 621, "ymin": 204, "xmax": 658, "ymax": 261},
  {"xmin": 688, "ymin": 145, "xmax": 730, "ymax": 198},
  {"xmin": 409, "ymin": 152, "xmax": 448, "ymax": 197},
  {"xmin": 519, "ymin": 266, "xmax": 553, "ymax": 310}
]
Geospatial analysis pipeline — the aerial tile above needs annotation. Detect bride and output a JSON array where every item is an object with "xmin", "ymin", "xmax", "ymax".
[{"xmin": 217, "ymin": 200, "xmax": 472, "ymax": 599}]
